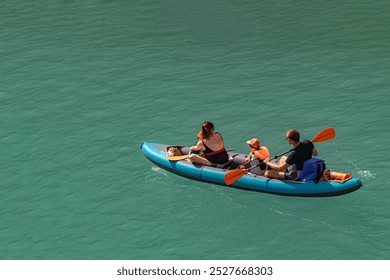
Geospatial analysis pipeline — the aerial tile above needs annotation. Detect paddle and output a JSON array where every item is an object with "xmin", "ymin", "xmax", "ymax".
[
  {"xmin": 268, "ymin": 127, "xmax": 336, "ymax": 160},
  {"xmin": 167, "ymin": 141, "xmax": 197, "ymax": 161},
  {"xmin": 167, "ymin": 154, "xmax": 191, "ymax": 161},
  {"xmin": 224, "ymin": 162, "xmax": 265, "ymax": 185},
  {"xmin": 168, "ymin": 138, "xmax": 202, "ymax": 161},
  {"xmin": 311, "ymin": 127, "xmax": 335, "ymax": 143},
  {"xmin": 167, "ymin": 147, "xmax": 236, "ymax": 161},
  {"xmin": 170, "ymin": 128, "xmax": 336, "ymax": 163},
  {"xmin": 224, "ymin": 127, "xmax": 335, "ymax": 185}
]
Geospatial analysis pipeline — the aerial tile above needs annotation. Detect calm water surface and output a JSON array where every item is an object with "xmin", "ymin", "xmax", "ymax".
[{"xmin": 1, "ymin": 0, "xmax": 389, "ymax": 259}]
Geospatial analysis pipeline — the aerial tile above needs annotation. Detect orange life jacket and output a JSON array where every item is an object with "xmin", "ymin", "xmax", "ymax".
[{"xmin": 253, "ymin": 146, "xmax": 270, "ymax": 160}]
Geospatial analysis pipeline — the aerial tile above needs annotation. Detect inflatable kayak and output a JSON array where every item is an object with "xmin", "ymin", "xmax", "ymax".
[{"xmin": 140, "ymin": 142, "xmax": 363, "ymax": 197}]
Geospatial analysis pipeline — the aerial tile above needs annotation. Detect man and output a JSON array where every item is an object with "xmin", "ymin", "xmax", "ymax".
[{"xmin": 264, "ymin": 129, "xmax": 318, "ymax": 181}]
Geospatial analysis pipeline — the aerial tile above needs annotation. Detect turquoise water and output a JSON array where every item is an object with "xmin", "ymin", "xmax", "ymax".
[{"xmin": 1, "ymin": 0, "xmax": 389, "ymax": 259}]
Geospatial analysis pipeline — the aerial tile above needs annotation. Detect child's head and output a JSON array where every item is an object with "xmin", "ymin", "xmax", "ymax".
[{"xmin": 246, "ymin": 138, "xmax": 260, "ymax": 151}]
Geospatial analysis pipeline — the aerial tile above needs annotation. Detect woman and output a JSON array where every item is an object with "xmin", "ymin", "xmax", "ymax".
[{"xmin": 188, "ymin": 122, "xmax": 229, "ymax": 166}]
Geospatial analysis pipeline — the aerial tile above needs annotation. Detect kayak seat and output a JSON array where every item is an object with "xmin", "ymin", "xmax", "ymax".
[
  {"xmin": 219, "ymin": 154, "xmax": 242, "ymax": 170},
  {"xmin": 210, "ymin": 159, "xmax": 236, "ymax": 170}
]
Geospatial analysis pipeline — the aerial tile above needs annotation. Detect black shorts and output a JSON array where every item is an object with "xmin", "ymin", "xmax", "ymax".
[
  {"xmin": 284, "ymin": 166, "xmax": 302, "ymax": 181},
  {"xmin": 205, "ymin": 151, "xmax": 229, "ymax": 164}
]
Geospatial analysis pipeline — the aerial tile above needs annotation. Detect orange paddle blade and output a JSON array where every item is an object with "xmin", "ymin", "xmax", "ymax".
[
  {"xmin": 167, "ymin": 155, "xmax": 190, "ymax": 161},
  {"xmin": 311, "ymin": 127, "xmax": 335, "ymax": 143},
  {"xmin": 254, "ymin": 147, "xmax": 270, "ymax": 160},
  {"xmin": 224, "ymin": 169, "xmax": 248, "ymax": 185}
]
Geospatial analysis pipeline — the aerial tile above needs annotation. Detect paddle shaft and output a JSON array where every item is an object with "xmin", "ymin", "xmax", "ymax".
[
  {"xmin": 223, "ymin": 127, "xmax": 335, "ymax": 185},
  {"xmin": 246, "ymin": 160, "xmax": 265, "ymax": 171},
  {"xmin": 271, "ymin": 148, "xmax": 294, "ymax": 160},
  {"xmin": 270, "ymin": 128, "xmax": 334, "ymax": 160},
  {"xmin": 168, "ymin": 148, "xmax": 235, "ymax": 161},
  {"xmin": 246, "ymin": 136, "xmax": 317, "ymax": 172}
]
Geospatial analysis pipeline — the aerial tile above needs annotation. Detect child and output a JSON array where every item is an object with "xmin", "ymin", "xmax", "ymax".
[{"xmin": 242, "ymin": 138, "xmax": 270, "ymax": 174}]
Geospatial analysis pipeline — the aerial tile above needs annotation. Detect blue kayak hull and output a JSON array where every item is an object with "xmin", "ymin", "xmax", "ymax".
[{"xmin": 140, "ymin": 142, "xmax": 363, "ymax": 197}]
